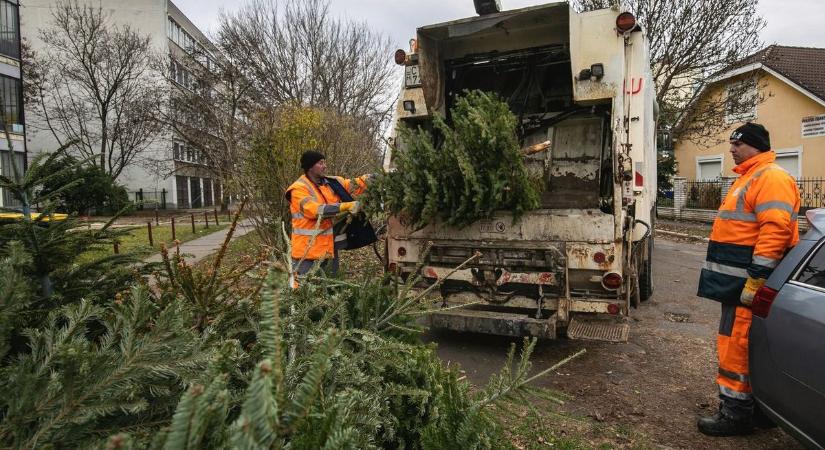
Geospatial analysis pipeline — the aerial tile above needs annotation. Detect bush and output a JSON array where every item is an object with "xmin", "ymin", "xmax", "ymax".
[
  {"xmin": 39, "ymin": 154, "xmax": 131, "ymax": 215},
  {"xmin": 241, "ymin": 105, "xmax": 381, "ymax": 249}
]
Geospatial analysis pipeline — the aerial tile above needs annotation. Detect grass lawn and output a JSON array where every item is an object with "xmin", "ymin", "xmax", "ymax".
[{"xmin": 79, "ymin": 222, "xmax": 228, "ymax": 263}]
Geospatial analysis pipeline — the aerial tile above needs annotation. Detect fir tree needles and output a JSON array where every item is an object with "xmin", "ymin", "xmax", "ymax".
[{"xmin": 369, "ymin": 90, "xmax": 540, "ymax": 229}]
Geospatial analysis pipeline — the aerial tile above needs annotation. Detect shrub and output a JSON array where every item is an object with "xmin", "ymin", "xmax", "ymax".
[{"xmin": 39, "ymin": 154, "xmax": 131, "ymax": 215}]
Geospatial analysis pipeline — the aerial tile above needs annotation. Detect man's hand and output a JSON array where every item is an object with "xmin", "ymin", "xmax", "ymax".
[
  {"xmin": 340, "ymin": 201, "xmax": 361, "ymax": 215},
  {"xmin": 740, "ymin": 277, "xmax": 767, "ymax": 306}
]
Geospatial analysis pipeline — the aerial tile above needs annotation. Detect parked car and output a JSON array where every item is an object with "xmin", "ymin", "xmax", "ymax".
[{"xmin": 750, "ymin": 208, "xmax": 825, "ymax": 449}]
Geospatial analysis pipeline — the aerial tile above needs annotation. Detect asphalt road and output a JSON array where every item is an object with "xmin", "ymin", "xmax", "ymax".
[{"xmin": 426, "ymin": 237, "xmax": 803, "ymax": 449}]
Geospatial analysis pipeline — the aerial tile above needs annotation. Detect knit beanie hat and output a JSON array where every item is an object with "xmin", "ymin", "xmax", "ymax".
[
  {"xmin": 300, "ymin": 150, "xmax": 325, "ymax": 171},
  {"xmin": 730, "ymin": 122, "xmax": 771, "ymax": 152}
]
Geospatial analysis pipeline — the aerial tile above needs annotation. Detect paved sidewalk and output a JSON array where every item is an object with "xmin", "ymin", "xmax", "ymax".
[{"xmin": 144, "ymin": 219, "xmax": 256, "ymax": 265}]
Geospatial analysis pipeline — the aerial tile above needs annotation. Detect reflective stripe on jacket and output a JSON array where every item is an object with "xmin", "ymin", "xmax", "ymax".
[
  {"xmin": 697, "ymin": 151, "xmax": 800, "ymax": 304},
  {"xmin": 285, "ymin": 174, "xmax": 368, "ymax": 260}
]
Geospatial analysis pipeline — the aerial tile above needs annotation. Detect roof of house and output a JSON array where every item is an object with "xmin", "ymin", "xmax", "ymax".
[{"xmin": 721, "ymin": 45, "xmax": 825, "ymax": 103}]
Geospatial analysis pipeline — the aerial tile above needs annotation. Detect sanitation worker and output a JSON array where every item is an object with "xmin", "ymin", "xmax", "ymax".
[
  {"xmin": 284, "ymin": 150, "xmax": 370, "ymax": 286},
  {"xmin": 696, "ymin": 122, "xmax": 800, "ymax": 436}
]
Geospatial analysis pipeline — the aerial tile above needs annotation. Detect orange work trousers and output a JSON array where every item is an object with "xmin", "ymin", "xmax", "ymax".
[{"xmin": 716, "ymin": 304, "xmax": 754, "ymax": 419}]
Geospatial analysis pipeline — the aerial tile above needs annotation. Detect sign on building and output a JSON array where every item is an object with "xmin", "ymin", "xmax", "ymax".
[{"xmin": 802, "ymin": 114, "xmax": 825, "ymax": 138}]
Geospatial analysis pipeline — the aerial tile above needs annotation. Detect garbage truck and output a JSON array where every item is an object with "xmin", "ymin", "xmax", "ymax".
[{"xmin": 384, "ymin": 1, "xmax": 657, "ymax": 342}]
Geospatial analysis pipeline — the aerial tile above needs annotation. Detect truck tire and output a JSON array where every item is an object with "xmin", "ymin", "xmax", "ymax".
[{"xmin": 639, "ymin": 235, "xmax": 654, "ymax": 302}]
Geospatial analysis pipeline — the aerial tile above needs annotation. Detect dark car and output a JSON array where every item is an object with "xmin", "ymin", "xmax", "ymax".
[{"xmin": 750, "ymin": 208, "xmax": 825, "ymax": 449}]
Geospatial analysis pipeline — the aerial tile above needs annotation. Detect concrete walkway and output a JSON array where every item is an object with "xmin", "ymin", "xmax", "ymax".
[{"xmin": 144, "ymin": 219, "xmax": 256, "ymax": 265}]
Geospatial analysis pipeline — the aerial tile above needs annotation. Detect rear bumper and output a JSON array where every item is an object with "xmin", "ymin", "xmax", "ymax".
[
  {"xmin": 427, "ymin": 307, "xmax": 557, "ymax": 339},
  {"xmin": 426, "ymin": 302, "xmax": 629, "ymax": 342}
]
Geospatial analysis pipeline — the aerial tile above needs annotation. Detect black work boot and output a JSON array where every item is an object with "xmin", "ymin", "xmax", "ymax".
[{"xmin": 697, "ymin": 411, "xmax": 754, "ymax": 437}]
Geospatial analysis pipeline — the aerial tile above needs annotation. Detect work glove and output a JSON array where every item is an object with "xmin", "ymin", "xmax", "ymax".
[
  {"xmin": 340, "ymin": 201, "xmax": 361, "ymax": 215},
  {"xmin": 740, "ymin": 277, "xmax": 767, "ymax": 307}
]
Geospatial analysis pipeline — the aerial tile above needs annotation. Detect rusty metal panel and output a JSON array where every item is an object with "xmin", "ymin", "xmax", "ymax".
[
  {"xmin": 569, "ymin": 8, "xmax": 625, "ymax": 103},
  {"xmin": 388, "ymin": 211, "xmax": 615, "ymax": 245},
  {"xmin": 427, "ymin": 308, "xmax": 557, "ymax": 339},
  {"xmin": 422, "ymin": 265, "xmax": 558, "ymax": 286},
  {"xmin": 567, "ymin": 242, "xmax": 618, "ymax": 271}
]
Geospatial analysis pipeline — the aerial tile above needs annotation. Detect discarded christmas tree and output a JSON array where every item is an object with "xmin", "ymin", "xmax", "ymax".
[{"xmin": 367, "ymin": 90, "xmax": 540, "ymax": 229}]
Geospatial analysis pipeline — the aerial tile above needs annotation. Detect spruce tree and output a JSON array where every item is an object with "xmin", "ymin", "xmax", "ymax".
[{"xmin": 366, "ymin": 90, "xmax": 540, "ymax": 229}]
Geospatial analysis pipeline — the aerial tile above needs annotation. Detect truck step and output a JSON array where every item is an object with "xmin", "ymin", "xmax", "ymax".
[{"xmin": 567, "ymin": 316, "xmax": 629, "ymax": 343}]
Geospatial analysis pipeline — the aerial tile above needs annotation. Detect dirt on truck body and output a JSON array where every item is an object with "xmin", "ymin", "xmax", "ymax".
[{"xmin": 385, "ymin": 2, "xmax": 658, "ymax": 342}]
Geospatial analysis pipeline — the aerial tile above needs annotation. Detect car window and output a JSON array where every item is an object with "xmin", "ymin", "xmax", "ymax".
[{"xmin": 796, "ymin": 240, "xmax": 825, "ymax": 289}]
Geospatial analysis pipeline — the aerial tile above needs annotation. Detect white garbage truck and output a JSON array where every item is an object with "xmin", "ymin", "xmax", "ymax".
[{"xmin": 385, "ymin": 1, "xmax": 657, "ymax": 342}]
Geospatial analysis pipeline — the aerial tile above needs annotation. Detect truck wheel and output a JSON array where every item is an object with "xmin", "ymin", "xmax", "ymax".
[{"xmin": 639, "ymin": 236, "xmax": 654, "ymax": 302}]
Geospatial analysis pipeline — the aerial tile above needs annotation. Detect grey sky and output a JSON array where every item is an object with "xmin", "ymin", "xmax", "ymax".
[{"xmin": 176, "ymin": 0, "xmax": 825, "ymax": 50}]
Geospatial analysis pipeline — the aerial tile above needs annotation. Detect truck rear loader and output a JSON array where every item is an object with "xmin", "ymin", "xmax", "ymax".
[{"xmin": 385, "ymin": 2, "xmax": 657, "ymax": 342}]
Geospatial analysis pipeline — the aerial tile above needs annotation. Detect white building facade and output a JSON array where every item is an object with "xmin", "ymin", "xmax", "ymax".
[
  {"xmin": 20, "ymin": 0, "xmax": 221, "ymax": 209},
  {"xmin": 0, "ymin": 0, "xmax": 25, "ymax": 208}
]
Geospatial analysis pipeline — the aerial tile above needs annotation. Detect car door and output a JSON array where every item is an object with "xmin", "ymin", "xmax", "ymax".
[{"xmin": 765, "ymin": 237, "xmax": 825, "ymax": 441}]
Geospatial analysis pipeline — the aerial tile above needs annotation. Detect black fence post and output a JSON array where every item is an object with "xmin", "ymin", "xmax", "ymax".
[
  {"xmin": 137, "ymin": 188, "xmax": 144, "ymax": 211},
  {"xmin": 161, "ymin": 189, "xmax": 167, "ymax": 210}
]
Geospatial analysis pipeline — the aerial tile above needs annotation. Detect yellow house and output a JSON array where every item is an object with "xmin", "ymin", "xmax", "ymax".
[{"xmin": 674, "ymin": 45, "xmax": 825, "ymax": 181}]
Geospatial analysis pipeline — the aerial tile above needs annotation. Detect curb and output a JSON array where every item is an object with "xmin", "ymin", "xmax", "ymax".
[{"xmin": 655, "ymin": 229, "xmax": 710, "ymax": 242}]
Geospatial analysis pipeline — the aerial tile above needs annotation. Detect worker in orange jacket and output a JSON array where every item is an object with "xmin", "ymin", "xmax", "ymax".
[
  {"xmin": 696, "ymin": 122, "xmax": 800, "ymax": 436},
  {"xmin": 285, "ymin": 150, "xmax": 370, "ymax": 286}
]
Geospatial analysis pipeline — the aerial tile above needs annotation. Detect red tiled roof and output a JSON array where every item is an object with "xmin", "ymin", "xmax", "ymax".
[{"xmin": 726, "ymin": 45, "xmax": 825, "ymax": 102}]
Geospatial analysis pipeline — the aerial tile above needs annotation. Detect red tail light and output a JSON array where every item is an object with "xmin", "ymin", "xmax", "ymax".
[
  {"xmin": 602, "ymin": 272, "xmax": 623, "ymax": 290},
  {"xmin": 593, "ymin": 252, "xmax": 606, "ymax": 264},
  {"xmin": 752, "ymin": 286, "xmax": 779, "ymax": 318},
  {"xmin": 607, "ymin": 303, "xmax": 620, "ymax": 315},
  {"xmin": 394, "ymin": 49, "xmax": 407, "ymax": 65},
  {"xmin": 616, "ymin": 12, "xmax": 636, "ymax": 33}
]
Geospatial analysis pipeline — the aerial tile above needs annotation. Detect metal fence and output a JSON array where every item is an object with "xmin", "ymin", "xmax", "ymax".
[
  {"xmin": 660, "ymin": 177, "xmax": 825, "ymax": 212},
  {"xmin": 684, "ymin": 180, "xmax": 724, "ymax": 209},
  {"xmin": 798, "ymin": 178, "xmax": 825, "ymax": 212},
  {"xmin": 130, "ymin": 189, "xmax": 168, "ymax": 210}
]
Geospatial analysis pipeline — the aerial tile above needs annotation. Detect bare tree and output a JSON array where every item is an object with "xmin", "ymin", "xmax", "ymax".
[
  {"xmin": 28, "ymin": 0, "xmax": 165, "ymax": 179},
  {"xmin": 216, "ymin": 0, "xmax": 398, "ymax": 143},
  {"xmin": 572, "ymin": 0, "xmax": 766, "ymax": 145},
  {"xmin": 151, "ymin": 41, "xmax": 255, "ymax": 210}
]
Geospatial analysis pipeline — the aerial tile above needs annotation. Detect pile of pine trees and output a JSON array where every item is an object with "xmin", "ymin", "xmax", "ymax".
[
  {"xmin": 0, "ymin": 151, "xmax": 578, "ymax": 449},
  {"xmin": 367, "ymin": 90, "xmax": 540, "ymax": 229}
]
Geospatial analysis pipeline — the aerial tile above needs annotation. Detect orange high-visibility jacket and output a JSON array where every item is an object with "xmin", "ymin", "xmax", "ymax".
[
  {"xmin": 697, "ymin": 151, "xmax": 800, "ymax": 304},
  {"xmin": 285, "ymin": 174, "xmax": 369, "ymax": 260}
]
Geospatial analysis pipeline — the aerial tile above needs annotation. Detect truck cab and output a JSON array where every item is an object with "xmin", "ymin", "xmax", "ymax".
[{"xmin": 385, "ymin": 2, "xmax": 657, "ymax": 342}]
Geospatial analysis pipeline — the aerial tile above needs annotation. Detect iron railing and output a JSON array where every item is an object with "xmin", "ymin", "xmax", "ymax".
[{"xmin": 663, "ymin": 177, "xmax": 825, "ymax": 212}]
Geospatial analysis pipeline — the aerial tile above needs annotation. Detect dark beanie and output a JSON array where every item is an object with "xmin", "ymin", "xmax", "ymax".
[
  {"xmin": 730, "ymin": 122, "xmax": 771, "ymax": 152},
  {"xmin": 300, "ymin": 150, "xmax": 325, "ymax": 171}
]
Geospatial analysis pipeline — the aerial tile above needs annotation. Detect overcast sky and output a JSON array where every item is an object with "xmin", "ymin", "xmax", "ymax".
[{"xmin": 174, "ymin": 0, "xmax": 825, "ymax": 51}]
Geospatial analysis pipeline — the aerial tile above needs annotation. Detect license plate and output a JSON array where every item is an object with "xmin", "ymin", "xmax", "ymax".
[{"xmin": 405, "ymin": 65, "xmax": 421, "ymax": 87}]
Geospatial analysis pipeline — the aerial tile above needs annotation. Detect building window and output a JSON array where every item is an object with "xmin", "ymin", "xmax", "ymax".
[
  {"xmin": 203, "ymin": 178, "xmax": 213, "ymax": 207},
  {"xmin": 0, "ymin": 0, "xmax": 19, "ymax": 59},
  {"xmin": 0, "ymin": 75, "xmax": 23, "ymax": 132},
  {"xmin": 774, "ymin": 147, "xmax": 802, "ymax": 178},
  {"xmin": 170, "ymin": 59, "xmax": 193, "ymax": 89},
  {"xmin": 696, "ymin": 155, "xmax": 723, "ymax": 180},
  {"xmin": 168, "ymin": 17, "xmax": 196, "ymax": 52},
  {"xmin": 1, "ymin": 149, "xmax": 24, "ymax": 207},
  {"xmin": 172, "ymin": 141, "xmax": 182, "ymax": 161},
  {"xmin": 175, "ymin": 175, "xmax": 190, "ymax": 208},
  {"xmin": 726, "ymin": 79, "xmax": 757, "ymax": 123},
  {"xmin": 190, "ymin": 177, "xmax": 202, "ymax": 208}
]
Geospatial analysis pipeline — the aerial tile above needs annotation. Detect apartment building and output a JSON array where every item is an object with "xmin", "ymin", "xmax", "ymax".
[
  {"xmin": 20, "ymin": 0, "xmax": 222, "ymax": 209},
  {"xmin": 0, "ymin": 0, "xmax": 24, "ymax": 208}
]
